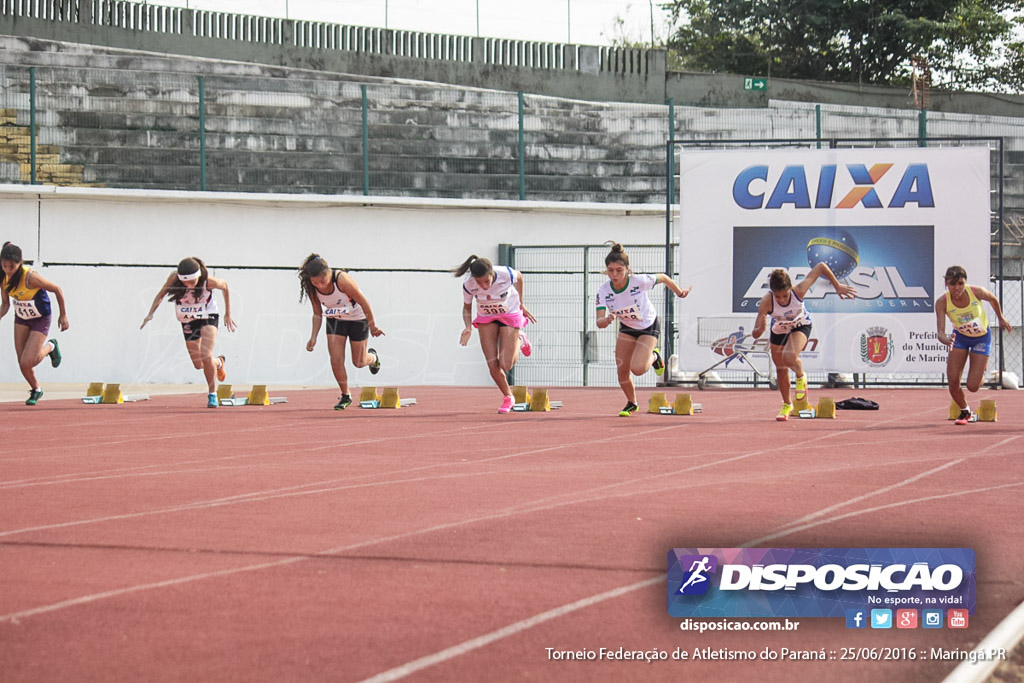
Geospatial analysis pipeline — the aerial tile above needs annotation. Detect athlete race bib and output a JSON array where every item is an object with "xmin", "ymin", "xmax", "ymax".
[
  {"xmin": 13, "ymin": 299, "xmax": 41, "ymax": 319},
  {"xmin": 612, "ymin": 305, "xmax": 642, "ymax": 322},
  {"xmin": 176, "ymin": 303, "xmax": 210, "ymax": 322},
  {"xmin": 478, "ymin": 300, "xmax": 508, "ymax": 316}
]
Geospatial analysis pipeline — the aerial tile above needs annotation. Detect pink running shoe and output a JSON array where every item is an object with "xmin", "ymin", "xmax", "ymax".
[
  {"xmin": 519, "ymin": 331, "xmax": 531, "ymax": 357},
  {"xmin": 498, "ymin": 395, "xmax": 514, "ymax": 413}
]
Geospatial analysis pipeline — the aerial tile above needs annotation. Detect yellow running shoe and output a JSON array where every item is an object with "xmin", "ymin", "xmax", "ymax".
[
  {"xmin": 794, "ymin": 375, "xmax": 807, "ymax": 401},
  {"xmin": 776, "ymin": 403, "xmax": 793, "ymax": 421}
]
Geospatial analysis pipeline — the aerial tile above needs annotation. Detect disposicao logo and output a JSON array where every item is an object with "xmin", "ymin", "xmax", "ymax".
[{"xmin": 667, "ymin": 548, "xmax": 975, "ymax": 619}]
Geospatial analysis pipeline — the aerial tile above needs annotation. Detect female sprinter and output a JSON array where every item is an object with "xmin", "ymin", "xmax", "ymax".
[
  {"xmin": 595, "ymin": 242, "xmax": 691, "ymax": 417},
  {"xmin": 0, "ymin": 242, "xmax": 68, "ymax": 405},
  {"xmin": 454, "ymin": 255, "xmax": 536, "ymax": 414},
  {"xmin": 141, "ymin": 257, "xmax": 235, "ymax": 408},
  {"xmin": 752, "ymin": 265, "xmax": 857, "ymax": 421},
  {"xmin": 935, "ymin": 265, "xmax": 1012, "ymax": 425},
  {"xmin": 299, "ymin": 254, "xmax": 383, "ymax": 410}
]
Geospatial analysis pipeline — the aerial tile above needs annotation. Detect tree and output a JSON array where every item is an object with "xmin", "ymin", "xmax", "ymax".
[{"xmin": 664, "ymin": 0, "xmax": 1024, "ymax": 92}]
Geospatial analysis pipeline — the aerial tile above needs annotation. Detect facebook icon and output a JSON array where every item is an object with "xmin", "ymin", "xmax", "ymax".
[{"xmin": 846, "ymin": 609, "xmax": 867, "ymax": 629}]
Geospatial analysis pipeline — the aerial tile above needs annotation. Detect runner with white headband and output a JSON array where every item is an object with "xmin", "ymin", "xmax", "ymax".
[{"xmin": 142, "ymin": 257, "xmax": 236, "ymax": 408}]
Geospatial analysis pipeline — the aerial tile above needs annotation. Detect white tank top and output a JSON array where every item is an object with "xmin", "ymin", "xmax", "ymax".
[
  {"xmin": 462, "ymin": 266, "xmax": 521, "ymax": 316},
  {"xmin": 316, "ymin": 276, "xmax": 365, "ymax": 321},
  {"xmin": 770, "ymin": 291, "xmax": 811, "ymax": 335},
  {"xmin": 175, "ymin": 285, "xmax": 219, "ymax": 322}
]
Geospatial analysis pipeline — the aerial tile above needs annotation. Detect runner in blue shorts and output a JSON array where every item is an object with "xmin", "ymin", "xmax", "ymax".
[{"xmin": 935, "ymin": 265, "xmax": 1012, "ymax": 425}]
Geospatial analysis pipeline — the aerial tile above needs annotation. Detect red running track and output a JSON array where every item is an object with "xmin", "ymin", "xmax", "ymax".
[{"xmin": 1, "ymin": 386, "xmax": 1022, "ymax": 682}]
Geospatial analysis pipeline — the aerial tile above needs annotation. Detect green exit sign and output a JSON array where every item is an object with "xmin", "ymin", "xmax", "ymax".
[{"xmin": 744, "ymin": 77, "xmax": 767, "ymax": 91}]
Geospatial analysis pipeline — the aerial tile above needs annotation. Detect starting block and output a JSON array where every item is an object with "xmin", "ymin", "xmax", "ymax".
[
  {"xmin": 82, "ymin": 383, "xmax": 149, "ymax": 404},
  {"xmin": 656, "ymin": 393, "xmax": 703, "ymax": 415},
  {"xmin": 647, "ymin": 392, "xmax": 669, "ymax": 414},
  {"xmin": 219, "ymin": 385, "xmax": 287, "ymax": 406},
  {"xmin": 948, "ymin": 401, "xmax": 963, "ymax": 420},
  {"xmin": 793, "ymin": 394, "xmax": 812, "ymax": 413},
  {"xmin": 798, "ymin": 397, "xmax": 836, "ymax": 419},
  {"xmin": 511, "ymin": 387, "xmax": 562, "ymax": 411},
  {"xmin": 978, "ymin": 399, "xmax": 997, "ymax": 422},
  {"xmin": 217, "ymin": 385, "xmax": 235, "ymax": 402},
  {"xmin": 360, "ymin": 387, "xmax": 417, "ymax": 409}
]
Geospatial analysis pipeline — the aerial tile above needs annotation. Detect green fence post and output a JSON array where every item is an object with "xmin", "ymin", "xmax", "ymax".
[
  {"xmin": 815, "ymin": 104, "xmax": 822, "ymax": 149},
  {"xmin": 362, "ymin": 84, "xmax": 369, "ymax": 196},
  {"xmin": 664, "ymin": 98, "xmax": 675, "ymax": 364},
  {"xmin": 518, "ymin": 92, "xmax": 525, "ymax": 200},
  {"xmin": 918, "ymin": 109, "xmax": 927, "ymax": 147},
  {"xmin": 582, "ymin": 245, "xmax": 590, "ymax": 387},
  {"xmin": 500, "ymin": 243, "xmax": 516, "ymax": 385},
  {"xmin": 29, "ymin": 67, "xmax": 37, "ymax": 185},
  {"xmin": 198, "ymin": 76, "xmax": 206, "ymax": 191}
]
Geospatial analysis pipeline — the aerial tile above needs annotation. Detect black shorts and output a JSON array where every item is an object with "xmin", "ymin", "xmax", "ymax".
[
  {"xmin": 326, "ymin": 317, "xmax": 369, "ymax": 342},
  {"xmin": 770, "ymin": 324, "xmax": 812, "ymax": 347},
  {"xmin": 181, "ymin": 314, "xmax": 219, "ymax": 342},
  {"xmin": 618, "ymin": 317, "xmax": 661, "ymax": 340}
]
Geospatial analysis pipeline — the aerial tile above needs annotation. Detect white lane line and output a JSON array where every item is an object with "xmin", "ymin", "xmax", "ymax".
[{"xmin": 943, "ymin": 599, "xmax": 1024, "ymax": 683}]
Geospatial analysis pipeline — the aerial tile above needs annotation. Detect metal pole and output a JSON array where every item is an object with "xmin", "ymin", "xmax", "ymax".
[
  {"xmin": 29, "ymin": 67, "xmax": 37, "ymax": 185},
  {"xmin": 385, "ymin": 0, "xmax": 388, "ymax": 29},
  {"xmin": 362, "ymin": 84, "xmax": 369, "ymax": 196},
  {"xmin": 664, "ymin": 98, "xmax": 675, "ymax": 364},
  {"xmin": 815, "ymin": 104, "xmax": 821, "ymax": 149},
  {"xmin": 583, "ymin": 246, "xmax": 589, "ymax": 386},
  {"xmin": 566, "ymin": 0, "xmax": 570, "ymax": 43},
  {"xmin": 198, "ymin": 76, "xmax": 206, "ymax": 191},
  {"xmin": 997, "ymin": 139, "xmax": 1005, "ymax": 380},
  {"xmin": 476, "ymin": 0, "xmax": 479, "ymax": 36},
  {"xmin": 518, "ymin": 91, "xmax": 525, "ymax": 200},
  {"xmin": 648, "ymin": 0, "xmax": 655, "ymax": 46}
]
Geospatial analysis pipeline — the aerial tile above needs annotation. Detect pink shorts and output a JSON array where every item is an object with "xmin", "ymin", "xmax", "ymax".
[{"xmin": 473, "ymin": 311, "xmax": 529, "ymax": 329}]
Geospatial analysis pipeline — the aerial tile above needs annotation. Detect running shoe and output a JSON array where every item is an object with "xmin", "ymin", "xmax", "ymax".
[
  {"xmin": 48, "ymin": 339, "xmax": 62, "ymax": 368},
  {"xmin": 794, "ymin": 374, "xmax": 807, "ymax": 401},
  {"xmin": 25, "ymin": 389, "xmax": 43, "ymax": 406},
  {"xmin": 335, "ymin": 394, "xmax": 353, "ymax": 410},
  {"xmin": 954, "ymin": 408, "xmax": 977, "ymax": 425},
  {"xmin": 618, "ymin": 402, "xmax": 639, "ymax": 417},
  {"xmin": 368, "ymin": 348, "xmax": 381, "ymax": 375},
  {"xmin": 207, "ymin": 392, "xmax": 218, "ymax": 408},
  {"xmin": 216, "ymin": 355, "xmax": 226, "ymax": 382},
  {"xmin": 652, "ymin": 348, "xmax": 664, "ymax": 376},
  {"xmin": 519, "ymin": 331, "xmax": 532, "ymax": 357},
  {"xmin": 498, "ymin": 395, "xmax": 514, "ymax": 413},
  {"xmin": 776, "ymin": 403, "xmax": 793, "ymax": 421}
]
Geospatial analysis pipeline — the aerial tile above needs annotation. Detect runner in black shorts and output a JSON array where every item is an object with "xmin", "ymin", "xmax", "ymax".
[{"xmin": 299, "ymin": 254, "xmax": 384, "ymax": 410}]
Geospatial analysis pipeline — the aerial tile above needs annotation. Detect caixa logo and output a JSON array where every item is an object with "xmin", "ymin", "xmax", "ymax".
[{"xmin": 733, "ymin": 163, "xmax": 934, "ymax": 209}]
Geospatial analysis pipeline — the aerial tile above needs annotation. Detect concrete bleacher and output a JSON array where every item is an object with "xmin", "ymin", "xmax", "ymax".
[{"xmin": 1, "ymin": 35, "xmax": 1023, "ymax": 212}]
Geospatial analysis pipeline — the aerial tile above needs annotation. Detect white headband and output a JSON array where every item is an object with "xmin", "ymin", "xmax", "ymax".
[{"xmin": 178, "ymin": 269, "xmax": 201, "ymax": 281}]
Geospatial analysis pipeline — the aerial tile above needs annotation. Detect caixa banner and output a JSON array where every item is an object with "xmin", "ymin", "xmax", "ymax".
[{"xmin": 667, "ymin": 548, "xmax": 975, "ymax": 618}]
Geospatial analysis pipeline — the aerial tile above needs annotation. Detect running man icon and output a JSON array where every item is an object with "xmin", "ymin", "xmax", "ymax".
[{"xmin": 678, "ymin": 555, "xmax": 715, "ymax": 595}]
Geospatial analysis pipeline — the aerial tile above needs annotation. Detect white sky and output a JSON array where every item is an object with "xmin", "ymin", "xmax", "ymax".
[{"xmin": 155, "ymin": 0, "xmax": 674, "ymax": 46}]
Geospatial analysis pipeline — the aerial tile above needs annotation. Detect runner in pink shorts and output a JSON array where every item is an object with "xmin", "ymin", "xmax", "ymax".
[{"xmin": 453, "ymin": 255, "xmax": 537, "ymax": 413}]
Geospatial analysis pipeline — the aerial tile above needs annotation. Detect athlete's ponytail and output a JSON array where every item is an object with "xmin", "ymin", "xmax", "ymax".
[
  {"xmin": 452, "ymin": 255, "xmax": 494, "ymax": 279},
  {"xmin": 299, "ymin": 253, "xmax": 330, "ymax": 302}
]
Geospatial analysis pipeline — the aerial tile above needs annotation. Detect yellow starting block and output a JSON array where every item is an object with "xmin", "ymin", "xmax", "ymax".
[
  {"xmin": 798, "ymin": 396, "xmax": 836, "ymax": 419},
  {"xmin": 656, "ymin": 393, "xmax": 703, "ymax": 415},
  {"xmin": 360, "ymin": 387, "xmax": 417, "ymax": 409},
  {"xmin": 512, "ymin": 387, "xmax": 563, "ymax": 411},
  {"xmin": 219, "ymin": 385, "xmax": 287, "ymax": 406},
  {"xmin": 948, "ymin": 401, "xmax": 963, "ymax": 420},
  {"xmin": 978, "ymin": 399, "xmax": 997, "ymax": 422},
  {"xmin": 647, "ymin": 392, "xmax": 669, "ymax": 414},
  {"xmin": 82, "ymin": 383, "xmax": 149, "ymax": 404},
  {"xmin": 217, "ymin": 385, "xmax": 235, "ymax": 402},
  {"xmin": 793, "ymin": 394, "xmax": 812, "ymax": 413}
]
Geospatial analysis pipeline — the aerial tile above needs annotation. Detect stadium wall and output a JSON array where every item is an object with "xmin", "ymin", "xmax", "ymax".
[{"xmin": 0, "ymin": 184, "xmax": 665, "ymax": 387}]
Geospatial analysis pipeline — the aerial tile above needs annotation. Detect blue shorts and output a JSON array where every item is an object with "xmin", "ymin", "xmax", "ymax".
[{"xmin": 952, "ymin": 329, "xmax": 991, "ymax": 356}]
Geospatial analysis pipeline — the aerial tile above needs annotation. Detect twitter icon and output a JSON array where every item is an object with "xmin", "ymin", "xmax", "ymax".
[{"xmin": 870, "ymin": 609, "xmax": 893, "ymax": 629}]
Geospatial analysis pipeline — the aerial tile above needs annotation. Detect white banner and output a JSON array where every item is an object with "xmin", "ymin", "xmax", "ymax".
[{"xmin": 677, "ymin": 147, "xmax": 991, "ymax": 373}]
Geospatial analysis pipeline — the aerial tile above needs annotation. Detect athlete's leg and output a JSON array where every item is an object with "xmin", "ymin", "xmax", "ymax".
[
  {"xmin": 327, "ymin": 333, "xmax": 350, "ymax": 394},
  {"xmin": 946, "ymin": 347, "xmax": 969, "ymax": 409},
  {"xmin": 964, "ymin": 350, "xmax": 989, "ymax": 394},
  {"xmin": 615, "ymin": 332, "xmax": 639, "ymax": 404},
  {"xmin": 15, "ymin": 326, "xmax": 49, "ymax": 390},
  {"xmin": 497, "ymin": 325, "xmax": 521, "ymax": 372},
  {"xmin": 478, "ymin": 323, "xmax": 511, "ymax": 395},
  {"xmin": 629, "ymin": 333, "xmax": 658, "ymax": 376}
]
